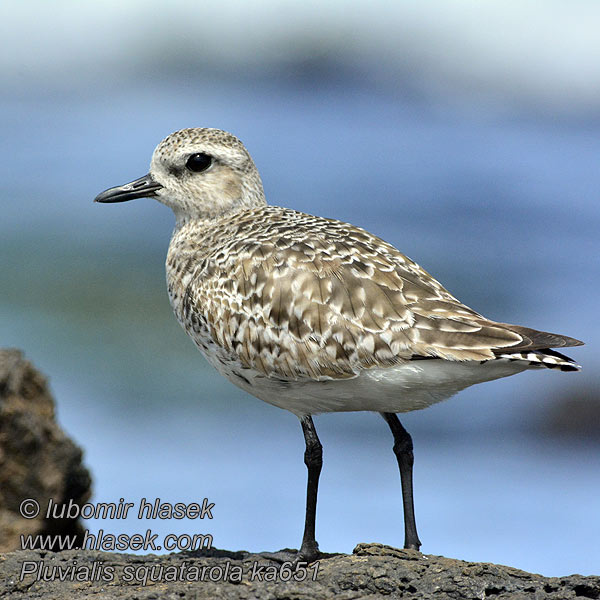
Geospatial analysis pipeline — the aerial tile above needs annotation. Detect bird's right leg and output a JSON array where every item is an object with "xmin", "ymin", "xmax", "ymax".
[
  {"xmin": 297, "ymin": 414, "xmax": 322, "ymax": 561},
  {"xmin": 381, "ymin": 412, "xmax": 421, "ymax": 551}
]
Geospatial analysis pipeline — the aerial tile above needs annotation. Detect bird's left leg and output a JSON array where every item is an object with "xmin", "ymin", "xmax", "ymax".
[{"xmin": 260, "ymin": 414, "xmax": 322, "ymax": 564}]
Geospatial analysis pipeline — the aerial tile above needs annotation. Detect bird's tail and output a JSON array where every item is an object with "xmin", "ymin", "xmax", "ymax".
[{"xmin": 496, "ymin": 348, "xmax": 581, "ymax": 372}]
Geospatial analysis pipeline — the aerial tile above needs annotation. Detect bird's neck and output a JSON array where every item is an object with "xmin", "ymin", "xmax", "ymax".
[{"xmin": 173, "ymin": 197, "xmax": 267, "ymax": 229}]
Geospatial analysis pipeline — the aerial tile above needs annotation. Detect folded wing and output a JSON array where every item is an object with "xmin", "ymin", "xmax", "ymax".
[{"xmin": 192, "ymin": 212, "xmax": 582, "ymax": 380}]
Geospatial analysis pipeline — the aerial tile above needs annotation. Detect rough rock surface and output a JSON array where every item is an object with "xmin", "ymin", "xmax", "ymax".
[
  {"xmin": 1, "ymin": 351, "xmax": 598, "ymax": 598},
  {"xmin": 0, "ymin": 349, "xmax": 92, "ymax": 553},
  {"xmin": 0, "ymin": 543, "xmax": 599, "ymax": 600}
]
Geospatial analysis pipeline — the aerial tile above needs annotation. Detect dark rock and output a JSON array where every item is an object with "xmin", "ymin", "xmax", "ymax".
[
  {"xmin": 1, "ymin": 351, "xmax": 598, "ymax": 598},
  {"xmin": 0, "ymin": 349, "xmax": 92, "ymax": 552},
  {"xmin": 0, "ymin": 543, "xmax": 598, "ymax": 599}
]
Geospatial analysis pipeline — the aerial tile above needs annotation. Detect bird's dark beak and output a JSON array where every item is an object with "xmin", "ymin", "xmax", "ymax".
[{"xmin": 94, "ymin": 173, "xmax": 163, "ymax": 203}]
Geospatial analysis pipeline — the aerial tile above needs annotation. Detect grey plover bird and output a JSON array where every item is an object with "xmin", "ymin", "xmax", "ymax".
[{"xmin": 95, "ymin": 127, "xmax": 582, "ymax": 562}]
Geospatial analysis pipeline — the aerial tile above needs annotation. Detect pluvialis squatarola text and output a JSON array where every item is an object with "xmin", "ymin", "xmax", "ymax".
[{"xmin": 95, "ymin": 127, "xmax": 583, "ymax": 562}]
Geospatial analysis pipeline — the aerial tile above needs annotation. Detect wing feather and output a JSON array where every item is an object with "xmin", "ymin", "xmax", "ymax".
[{"xmin": 180, "ymin": 207, "xmax": 582, "ymax": 380}]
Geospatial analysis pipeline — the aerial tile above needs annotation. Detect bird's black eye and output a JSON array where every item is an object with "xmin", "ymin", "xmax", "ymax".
[{"xmin": 185, "ymin": 153, "xmax": 212, "ymax": 173}]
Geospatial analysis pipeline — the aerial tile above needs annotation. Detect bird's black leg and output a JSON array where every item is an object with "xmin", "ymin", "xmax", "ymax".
[
  {"xmin": 381, "ymin": 412, "xmax": 421, "ymax": 551},
  {"xmin": 298, "ymin": 414, "xmax": 322, "ymax": 561},
  {"xmin": 260, "ymin": 414, "xmax": 322, "ymax": 564}
]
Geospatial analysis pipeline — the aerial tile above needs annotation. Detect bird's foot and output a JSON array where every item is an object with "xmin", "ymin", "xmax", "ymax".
[
  {"xmin": 404, "ymin": 534, "xmax": 422, "ymax": 551},
  {"xmin": 404, "ymin": 542, "xmax": 422, "ymax": 551},
  {"xmin": 259, "ymin": 544, "xmax": 320, "ymax": 566}
]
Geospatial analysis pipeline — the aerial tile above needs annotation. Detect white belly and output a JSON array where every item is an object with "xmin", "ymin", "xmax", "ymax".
[
  {"xmin": 205, "ymin": 352, "xmax": 532, "ymax": 416},
  {"xmin": 169, "ymin": 287, "xmax": 533, "ymax": 417}
]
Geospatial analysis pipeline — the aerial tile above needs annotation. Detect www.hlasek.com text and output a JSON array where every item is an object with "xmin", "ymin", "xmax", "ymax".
[{"xmin": 19, "ymin": 497, "xmax": 214, "ymax": 552}]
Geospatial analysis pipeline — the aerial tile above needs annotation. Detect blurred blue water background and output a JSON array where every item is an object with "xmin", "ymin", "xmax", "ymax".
[{"xmin": 1, "ymin": 1, "xmax": 599, "ymax": 577}]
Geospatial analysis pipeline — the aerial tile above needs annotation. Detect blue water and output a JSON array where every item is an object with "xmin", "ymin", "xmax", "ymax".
[{"xmin": 1, "ymin": 76, "xmax": 598, "ymax": 576}]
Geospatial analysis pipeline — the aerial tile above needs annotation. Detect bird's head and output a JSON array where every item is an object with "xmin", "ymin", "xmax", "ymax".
[{"xmin": 94, "ymin": 128, "xmax": 266, "ymax": 223}]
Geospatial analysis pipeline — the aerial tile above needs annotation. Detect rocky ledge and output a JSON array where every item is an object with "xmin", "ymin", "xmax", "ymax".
[
  {"xmin": 1, "ymin": 543, "xmax": 599, "ymax": 600},
  {"xmin": 1, "ymin": 350, "xmax": 598, "ymax": 599}
]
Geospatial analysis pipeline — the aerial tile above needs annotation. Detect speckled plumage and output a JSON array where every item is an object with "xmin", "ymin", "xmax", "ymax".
[
  {"xmin": 95, "ymin": 127, "xmax": 583, "ymax": 557},
  {"xmin": 167, "ymin": 203, "xmax": 578, "ymax": 376},
  {"xmin": 143, "ymin": 128, "xmax": 581, "ymax": 415}
]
